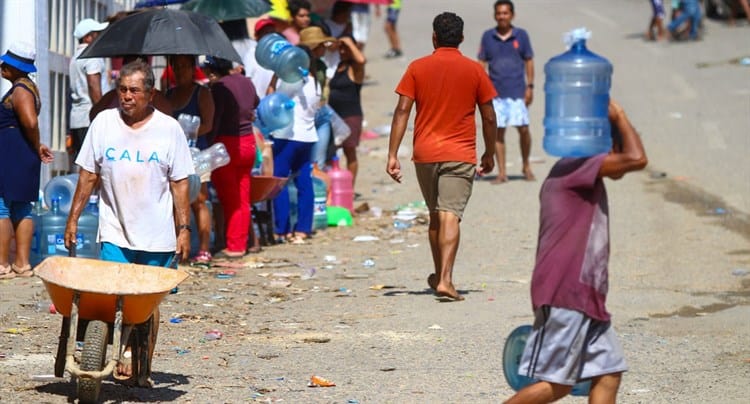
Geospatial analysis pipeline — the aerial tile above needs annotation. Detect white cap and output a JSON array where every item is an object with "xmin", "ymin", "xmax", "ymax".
[{"xmin": 74, "ymin": 18, "xmax": 109, "ymax": 39}]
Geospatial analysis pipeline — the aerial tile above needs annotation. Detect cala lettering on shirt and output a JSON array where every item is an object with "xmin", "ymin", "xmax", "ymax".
[{"xmin": 105, "ymin": 147, "xmax": 161, "ymax": 163}]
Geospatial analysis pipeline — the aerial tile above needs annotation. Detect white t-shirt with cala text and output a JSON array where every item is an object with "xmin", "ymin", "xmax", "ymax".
[{"xmin": 76, "ymin": 108, "xmax": 194, "ymax": 252}]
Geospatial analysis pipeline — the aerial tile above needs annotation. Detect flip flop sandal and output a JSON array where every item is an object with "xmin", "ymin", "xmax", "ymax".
[
  {"xmin": 11, "ymin": 264, "xmax": 33, "ymax": 278},
  {"xmin": 0, "ymin": 264, "xmax": 14, "ymax": 279}
]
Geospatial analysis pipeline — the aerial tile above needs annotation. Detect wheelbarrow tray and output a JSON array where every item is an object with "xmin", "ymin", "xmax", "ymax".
[
  {"xmin": 35, "ymin": 256, "xmax": 188, "ymax": 324},
  {"xmin": 251, "ymin": 175, "xmax": 287, "ymax": 203}
]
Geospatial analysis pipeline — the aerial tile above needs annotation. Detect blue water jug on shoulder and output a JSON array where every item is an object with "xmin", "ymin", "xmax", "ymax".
[
  {"xmin": 255, "ymin": 33, "xmax": 310, "ymax": 83},
  {"xmin": 544, "ymin": 28, "xmax": 612, "ymax": 158},
  {"xmin": 256, "ymin": 93, "xmax": 296, "ymax": 136}
]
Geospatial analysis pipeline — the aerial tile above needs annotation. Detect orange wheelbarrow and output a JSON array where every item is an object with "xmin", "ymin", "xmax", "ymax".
[{"xmin": 34, "ymin": 256, "xmax": 188, "ymax": 403}]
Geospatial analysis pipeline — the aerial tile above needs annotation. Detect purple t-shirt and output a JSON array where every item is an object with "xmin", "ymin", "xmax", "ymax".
[
  {"xmin": 477, "ymin": 26, "xmax": 533, "ymax": 100},
  {"xmin": 211, "ymin": 73, "xmax": 259, "ymax": 137},
  {"xmin": 531, "ymin": 154, "xmax": 611, "ymax": 321}
]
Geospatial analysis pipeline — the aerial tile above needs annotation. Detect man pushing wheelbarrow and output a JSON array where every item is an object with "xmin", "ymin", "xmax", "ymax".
[{"xmin": 62, "ymin": 59, "xmax": 194, "ymax": 385}]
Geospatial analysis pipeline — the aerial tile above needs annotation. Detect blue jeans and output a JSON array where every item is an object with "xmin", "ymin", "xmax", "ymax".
[
  {"xmin": 668, "ymin": 0, "xmax": 701, "ymax": 39},
  {"xmin": 272, "ymin": 139, "xmax": 315, "ymax": 235}
]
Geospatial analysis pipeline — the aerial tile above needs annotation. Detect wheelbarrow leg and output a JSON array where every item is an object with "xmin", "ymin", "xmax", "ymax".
[
  {"xmin": 54, "ymin": 317, "xmax": 70, "ymax": 377},
  {"xmin": 132, "ymin": 308, "xmax": 159, "ymax": 387}
]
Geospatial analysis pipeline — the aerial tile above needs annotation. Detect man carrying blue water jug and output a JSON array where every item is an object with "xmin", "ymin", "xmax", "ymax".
[
  {"xmin": 63, "ymin": 60, "xmax": 194, "ymax": 382},
  {"xmin": 504, "ymin": 100, "xmax": 647, "ymax": 404},
  {"xmin": 478, "ymin": 0, "xmax": 536, "ymax": 182}
]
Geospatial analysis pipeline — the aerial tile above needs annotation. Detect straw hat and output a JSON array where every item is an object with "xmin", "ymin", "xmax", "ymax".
[{"xmin": 299, "ymin": 26, "xmax": 336, "ymax": 49}]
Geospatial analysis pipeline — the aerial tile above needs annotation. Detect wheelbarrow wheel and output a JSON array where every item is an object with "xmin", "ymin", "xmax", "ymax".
[{"xmin": 77, "ymin": 320, "xmax": 108, "ymax": 404}]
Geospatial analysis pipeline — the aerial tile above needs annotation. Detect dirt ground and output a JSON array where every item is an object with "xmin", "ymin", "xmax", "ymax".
[{"xmin": 2, "ymin": 2, "xmax": 750, "ymax": 403}]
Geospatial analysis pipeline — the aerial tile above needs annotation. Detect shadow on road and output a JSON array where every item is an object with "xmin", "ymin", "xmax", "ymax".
[{"xmin": 34, "ymin": 372, "xmax": 189, "ymax": 402}]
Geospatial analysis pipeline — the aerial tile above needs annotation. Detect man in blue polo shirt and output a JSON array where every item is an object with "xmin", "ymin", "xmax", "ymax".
[{"xmin": 478, "ymin": 0, "xmax": 535, "ymax": 183}]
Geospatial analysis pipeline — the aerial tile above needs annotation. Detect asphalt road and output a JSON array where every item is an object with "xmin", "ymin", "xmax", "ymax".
[{"xmin": 370, "ymin": 0, "xmax": 750, "ymax": 215}]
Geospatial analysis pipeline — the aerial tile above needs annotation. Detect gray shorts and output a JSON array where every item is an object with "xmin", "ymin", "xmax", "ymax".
[
  {"xmin": 414, "ymin": 162, "xmax": 475, "ymax": 220},
  {"xmin": 518, "ymin": 306, "xmax": 628, "ymax": 385}
]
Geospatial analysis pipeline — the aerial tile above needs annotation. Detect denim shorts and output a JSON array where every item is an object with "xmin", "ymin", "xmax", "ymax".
[
  {"xmin": 0, "ymin": 197, "xmax": 33, "ymax": 222},
  {"xmin": 100, "ymin": 242, "xmax": 176, "ymax": 267}
]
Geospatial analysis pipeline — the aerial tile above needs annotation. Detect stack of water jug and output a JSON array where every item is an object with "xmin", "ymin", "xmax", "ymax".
[
  {"xmin": 31, "ymin": 174, "xmax": 100, "ymax": 265},
  {"xmin": 543, "ymin": 28, "xmax": 613, "ymax": 158}
]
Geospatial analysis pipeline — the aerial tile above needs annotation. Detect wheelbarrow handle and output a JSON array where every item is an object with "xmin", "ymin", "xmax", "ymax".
[{"xmin": 167, "ymin": 253, "xmax": 182, "ymax": 269}]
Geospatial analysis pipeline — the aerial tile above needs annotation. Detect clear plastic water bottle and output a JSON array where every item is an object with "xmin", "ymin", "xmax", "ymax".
[
  {"xmin": 43, "ymin": 174, "xmax": 79, "ymax": 214},
  {"xmin": 543, "ymin": 28, "xmax": 612, "ymax": 158},
  {"xmin": 255, "ymin": 33, "xmax": 310, "ymax": 83},
  {"xmin": 312, "ymin": 174, "xmax": 328, "ymax": 231},
  {"xmin": 328, "ymin": 156, "xmax": 354, "ymax": 213},
  {"xmin": 256, "ymin": 93, "xmax": 296, "ymax": 136}
]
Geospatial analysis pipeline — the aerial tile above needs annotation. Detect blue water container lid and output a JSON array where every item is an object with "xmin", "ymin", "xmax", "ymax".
[{"xmin": 546, "ymin": 28, "xmax": 611, "ymax": 69}]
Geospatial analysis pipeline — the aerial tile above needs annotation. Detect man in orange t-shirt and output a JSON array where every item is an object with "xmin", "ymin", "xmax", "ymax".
[{"xmin": 386, "ymin": 12, "xmax": 497, "ymax": 301}]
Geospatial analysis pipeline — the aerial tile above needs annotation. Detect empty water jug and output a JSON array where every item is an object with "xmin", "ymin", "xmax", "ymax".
[
  {"xmin": 193, "ymin": 142, "xmax": 231, "ymax": 178},
  {"xmin": 30, "ymin": 198, "xmax": 46, "ymax": 266},
  {"xmin": 255, "ymin": 33, "xmax": 310, "ymax": 83},
  {"xmin": 256, "ymin": 93, "xmax": 296, "ymax": 136},
  {"xmin": 44, "ymin": 173, "xmax": 79, "ymax": 214},
  {"xmin": 39, "ymin": 198, "xmax": 69, "ymax": 260},
  {"xmin": 312, "ymin": 175, "xmax": 328, "ymax": 231},
  {"xmin": 177, "ymin": 113, "xmax": 201, "ymax": 147},
  {"xmin": 544, "ymin": 28, "xmax": 612, "ymax": 158},
  {"xmin": 187, "ymin": 174, "xmax": 201, "ymax": 203},
  {"xmin": 318, "ymin": 105, "xmax": 351, "ymax": 146},
  {"xmin": 76, "ymin": 196, "xmax": 100, "ymax": 259},
  {"xmin": 328, "ymin": 156, "xmax": 353, "ymax": 213}
]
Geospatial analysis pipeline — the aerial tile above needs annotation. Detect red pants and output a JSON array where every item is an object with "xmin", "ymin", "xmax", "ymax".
[{"xmin": 211, "ymin": 135, "xmax": 256, "ymax": 253}]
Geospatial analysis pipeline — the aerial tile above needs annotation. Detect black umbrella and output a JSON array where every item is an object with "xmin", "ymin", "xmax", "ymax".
[{"xmin": 79, "ymin": 8, "xmax": 242, "ymax": 63}]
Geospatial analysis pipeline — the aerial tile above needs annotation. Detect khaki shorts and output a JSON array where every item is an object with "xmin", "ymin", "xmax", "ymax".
[{"xmin": 414, "ymin": 162, "xmax": 475, "ymax": 220}]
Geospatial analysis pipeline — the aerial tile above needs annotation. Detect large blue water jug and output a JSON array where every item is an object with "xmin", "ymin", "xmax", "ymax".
[
  {"xmin": 30, "ymin": 198, "xmax": 46, "ymax": 266},
  {"xmin": 44, "ymin": 173, "xmax": 79, "ymax": 214},
  {"xmin": 255, "ymin": 33, "xmax": 310, "ymax": 83},
  {"xmin": 76, "ymin": 196, "xmax": 100, "ymax": 259},
  {"xmin": 544, "ymin": 29, "xmax": 612, "ymax": 157},
  {"xmin": 256, "ymin": 93, "xmax": 296, "ymax": 136},
  {"xmin": 287, "ymin": 181, "xmax": 299, "ymax": 230},
  {"xmin": 312, "ymin": 175, "xmax": 327, "ymax": 231},
  {"xmin": 39, "ymin": 198, "xmax": 68, "ymax": 260},
  {"xmin": 36, "ymin": 197, "xmax": 99, "ymax": 262}
]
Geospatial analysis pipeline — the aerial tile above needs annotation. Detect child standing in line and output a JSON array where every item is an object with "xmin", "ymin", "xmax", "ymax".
[{"xmin": 505, "ymin": 100, "xmax": 647, "ymax": 404}]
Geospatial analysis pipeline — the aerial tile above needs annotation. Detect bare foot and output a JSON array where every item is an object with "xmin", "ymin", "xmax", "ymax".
[
  {"xmin": 435, "ymin": 283, "xmax": 465, "ymax": 301},
  {"xmin": 522, "ymin": 168, "xmax": 536, "ymax": 181},
  {"xmin": 427, "ymin": 273, "xmax": 438, "ymax": 290},
  {"xmin": 490, "ymin": 174, "xmax": 508, "ymax": 184},
  {"xmin": 114, "ymin": 349, "xmax": 133, "ymax": 380}
]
